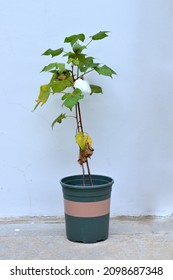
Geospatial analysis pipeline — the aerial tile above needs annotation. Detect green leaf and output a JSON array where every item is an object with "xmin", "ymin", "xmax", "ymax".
[
  {"xmin": 94, "ymin": 65, "xmax": 116, "ymax": 78},
  {"xmin": 73, "ymin": 43, "xmax": 86, "ymax": 53},
  {"xmin": 42, "ymin": 48, "xmax": 63, "ymax": 57},
  {"xmin": 51, "ymin": 77, "xmax": 73, "ymax": 93},
  {"xmin": 52, "ymin": 113, "xmax": 66, "ymax": 128},
  {"xmin": 63, "ymin": 96, "xmax": 81, "ymax": 110},
  {"xmin": 64, "ymin": 52, "xmax": 86, "ymax": 63},
  {"xmin": 41, "ymin": 63, "xmax": 65, "ymax": 73},
  {"xmin": 78, "ymin": 33, "xmax": 85, "ymax": 42},
  {"xmin": 64, "ymin": 33, "xmax": 85, "ymax": 45},
  {"xmin": 41, "ymin": 63, "xmax": 57, "ymax": 72},
  {"xmin": 67, "ymin": 57, "xmax": 80, "ymax": 66},
  {"xmin": 56, "ymin": 63, "xmax": 65, "ymax": 74},
  {"xmin": 90, "ymin": 84, "xmax": 103, "ymax": 94},
  {"xmin": 79, "ymin": 56, "xmax": 99, "ymax": 72},
  {"xmin": 63, "ymin": 51, "xmax": 74, "ymax": 57},
  {"xmin": 73, "ymin": 88, "xmax": 83, "ymax": 95},
  {"xmin": 84, "ymin": 57, "xmax": 94, "ymax": 67},
  {"xmin": 33, "ymin": 84, "xmax": 50, "ymax": 110},
  {"xmin": 63, "ymin": 89, "xmax": 83, "ymax": 110},
  {"xmin": 76, "ymin": 54, "xmax": 86, "ymax": 62},
  {"xmin": 64, "ymin": 35, "xmax": 77, "ymax": 44},
  {"xmin": 68, "ymin": 53, "xmax": 86, "ymax": 66},
  {"xmin": 61, "ymin": 93, "xmax": 71, "ymax": 100},
  {"xmin": 90, "ymin": 31, "xmax": 109, "ymax": 40}
]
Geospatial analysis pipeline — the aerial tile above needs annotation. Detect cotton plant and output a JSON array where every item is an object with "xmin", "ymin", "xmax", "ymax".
[{"xmin": 34, "ymin": 31, "xmax": 116, "ymax": 185}]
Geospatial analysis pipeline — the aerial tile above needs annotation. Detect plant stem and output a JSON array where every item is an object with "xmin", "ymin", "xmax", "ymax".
[
  {"xmin": 77, "ymin": 102, "xmax": 93, "ymax": 185},
  {"xmin": 77, "ymin": 66, "xmax": 79, "ymax": 79},
  {"xmin": 76, "ymin": 103, "xmax": 85, "ymax": 184},
  {"xmin": 75, "ymin": 105, "xmax": 80, "ymax": 132},
  {"xmin": 66, "ymin": 115, "xmax": 76, "ymax": 119},
  {"xmin": 78, "ymin": 68, "xmax": 95, "ymax": 79},
  {"xmin": 81, "ymin": 162, "xmax": 85, "ymax": 186},
  {"xmin": 75, "ymin": 104, "xmax": 85, "ymax": 185},
  {"xmin": 71, "ymin": 65, "xmax": 75, "ymax": 82},
  {"xmin": 72, "ymin": 66, "xmax": 92, "ymax": 186},
  {"xmin": 85, "ymin": 39, "xmax": 92, "ymax": 48},
  {"xmin": 86, "ymin": 159, "xmax": 93, "ymax": 185},
  {"xmin": 77, "ymin": 102, "xmax": 84, "ymax": 133}
]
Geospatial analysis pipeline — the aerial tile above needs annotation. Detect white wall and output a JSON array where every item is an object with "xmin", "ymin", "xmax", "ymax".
[{"xmin": 0, "ymin": 0, "xmax": 173, "ymax": 217}]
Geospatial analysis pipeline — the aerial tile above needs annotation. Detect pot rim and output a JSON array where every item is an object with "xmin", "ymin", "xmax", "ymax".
[{"xmin": 60, "ymin": 174, "xmax": 114, "ymax": 190}]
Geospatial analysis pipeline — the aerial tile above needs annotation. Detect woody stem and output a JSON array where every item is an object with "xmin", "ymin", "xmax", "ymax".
[
  {"xmin": 76, "ymin": 102, "xmax": 93, "ymax": 186},
  {"xmin": 75, "ymin": 104, "xmax": 85, "ymax": 185}
]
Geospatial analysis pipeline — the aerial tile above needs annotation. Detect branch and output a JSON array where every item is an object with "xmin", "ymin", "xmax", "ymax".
[
  {"xmin": 78, "ymin": 68, "xmax": 95, "ymax": 79},
  {"xmin": 85, "ymin": 39, "xmax": 92, "ymax": 48}
]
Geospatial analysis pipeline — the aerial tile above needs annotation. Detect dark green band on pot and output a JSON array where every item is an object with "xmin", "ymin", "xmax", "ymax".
[{"xmin": 65, "ymin": 213, "xmax": 110, "ymax": 243}]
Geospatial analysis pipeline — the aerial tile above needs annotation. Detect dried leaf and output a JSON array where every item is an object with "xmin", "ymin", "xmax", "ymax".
[{"xmin": 78, "ymin": 143, "xmax": 94, "ymax": 165}]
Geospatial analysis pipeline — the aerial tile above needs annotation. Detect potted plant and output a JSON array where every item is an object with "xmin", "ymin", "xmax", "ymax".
[{"xmin": 34, "ymin": 31, "xmax": 116, "ymax": 243}]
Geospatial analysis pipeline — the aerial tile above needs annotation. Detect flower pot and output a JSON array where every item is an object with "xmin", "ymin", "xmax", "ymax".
[{"xmin": 60, "ymin": 174, "xmax": 114, "ymax": 243}]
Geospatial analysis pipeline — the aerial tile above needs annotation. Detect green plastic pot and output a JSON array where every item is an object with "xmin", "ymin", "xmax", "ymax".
[{"xmin": 60, "ymin": 174, "xmax": 114, "ymax": 243}]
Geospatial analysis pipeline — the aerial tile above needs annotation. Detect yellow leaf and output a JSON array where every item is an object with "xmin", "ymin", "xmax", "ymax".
[
  {"xmin": 37, "ymin": 84, "xmax": 50, "ymax": 105},
  {"xmin": 33, "ymin": 84, "xmax": 50, "ymax": 111},
  {"xmin": 83, "ymin": 135, "xmax": 92, "ymax": 146},
  {"xmin": 76, "ymin": 132, "xmax": 92, "ymax": 151}
]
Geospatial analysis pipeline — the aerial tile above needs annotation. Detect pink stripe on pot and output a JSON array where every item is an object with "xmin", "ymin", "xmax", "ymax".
[{"xmin": 64, "ymin": 198, "xmax": 110, "ymax": 218}]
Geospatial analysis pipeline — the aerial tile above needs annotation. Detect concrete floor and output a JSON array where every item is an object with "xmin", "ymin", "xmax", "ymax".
[{"xmin": 0, "ymin": 216, "xmax": 173, "ymax": 260}]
